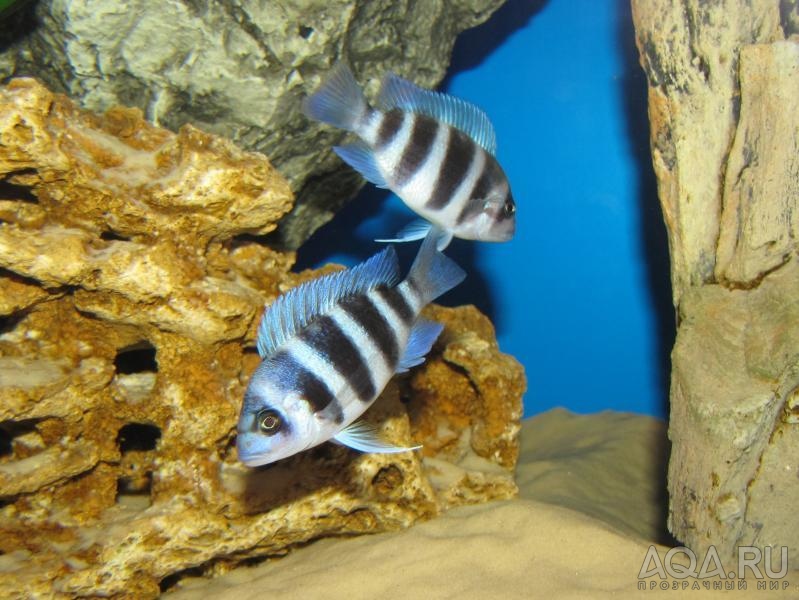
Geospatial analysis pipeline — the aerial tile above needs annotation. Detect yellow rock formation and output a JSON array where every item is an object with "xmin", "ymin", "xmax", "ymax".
[{"xmin": 0, "ymin": 79, "xmax": 525, "ymax": 597}]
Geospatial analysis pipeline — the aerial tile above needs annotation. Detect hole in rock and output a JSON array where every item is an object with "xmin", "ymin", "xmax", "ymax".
[
  {"xmin": 298, "ymin": 24, "xmax": 314, "ymax": 39},
  {"xmin": 115, "ymin": 471, "xmax": 153, "ymax": 503},
  {"xmin": 100, "ymin": 230, "xmax": 131, "ymax": 242},
  {"xmin": 0, "ymin": 313, "xmax": 24, "ymax": 336},
  {"xmin": 115, "ymin": 423, "xmax": 161, "ymax": 509},
  {"xmin": 114, "ymin": 342, "xmax": 157, "ymax": 374},
  {"xmin": 116, "ymin": 423, "xmax": 161, "ymax": 453},
  {"xmin": 159, "ymin": 564, "xmax": 208, "ymax": 594},
  {"xmin": 372, "ymin": 464, "xmax": 404, "ymax": 494},
  {"xmin": 0, "ymin": 419, "xmax": 43, "ymax": 460},
  {"xmin": 228, "ymin": 232, "xmax": 272, "ymax": 251},
  {"xmin": 0, "ymin": 178, "xmax": 38, "ymax": 203},
  {"xmin": 0, "ymin": 427, "xmax": 11, "ymax": 458}
]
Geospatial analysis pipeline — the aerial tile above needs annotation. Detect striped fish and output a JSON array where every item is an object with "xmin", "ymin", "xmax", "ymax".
[
  {"xmin": 303, "ymin": 63, "xmax": 516, "ymax": 250},
  {"xmin": 236, "ymin": 232, "xmax": 466, "ymax": 466}
]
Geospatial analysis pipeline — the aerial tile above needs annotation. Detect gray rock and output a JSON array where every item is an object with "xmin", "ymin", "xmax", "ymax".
[{"xmin": 0, "ymin": 0, "xmax": 505, "ymax": 248}]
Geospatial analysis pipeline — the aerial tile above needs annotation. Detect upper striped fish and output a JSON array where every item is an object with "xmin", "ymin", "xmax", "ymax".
[
  {"xmin": 236, "ymin": 232, "xmax": 466, "ymax": 466},
  {"xmin": 302, "ymin": 63, "xmax": 516, "ymax": 250}
]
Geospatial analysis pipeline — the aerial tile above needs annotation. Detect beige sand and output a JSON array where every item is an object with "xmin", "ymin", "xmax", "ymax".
[{"xmin": 170, "ymin": 410, "xmax": 798, "ymax": 598}]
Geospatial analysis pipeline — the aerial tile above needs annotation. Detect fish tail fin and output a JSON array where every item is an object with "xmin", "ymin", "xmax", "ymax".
[
  {"xmin": 302, "ymin": 63, "xmax": 370, "ymax": 133},
  {"xmin": 405, "ymin": 227, "xmax": 466, "ymax": 305}
]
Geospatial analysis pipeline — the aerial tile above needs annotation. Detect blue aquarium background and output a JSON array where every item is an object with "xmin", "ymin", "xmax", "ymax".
[{"xmin": 296, "ymin": 0, "xmax": 674, "ymax": 419}]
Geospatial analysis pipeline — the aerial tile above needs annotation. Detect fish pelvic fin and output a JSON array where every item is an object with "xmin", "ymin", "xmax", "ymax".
[
  {"xmin": 302, "ymin": 62, "xmax": 370, "ymax": 133},
  {"xmin": 404, "ymin": 227, "xmax": 466, "ymax": 305},
  {"xmin": 375, "ymin": 219, "xmax": 431, "ymax": 245},
  {"xmin": 333, "ymin": 419, "xmax": 421, "ymax": 454}
]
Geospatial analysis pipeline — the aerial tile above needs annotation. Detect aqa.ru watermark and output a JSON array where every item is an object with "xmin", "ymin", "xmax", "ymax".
[{"xmin": 637, "ymin": 545, "xmax": 791, "ymax": 591}]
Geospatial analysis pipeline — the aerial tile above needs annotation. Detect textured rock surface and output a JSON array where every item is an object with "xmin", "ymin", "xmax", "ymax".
[
  {"xmin": 632, "ymin": 1, "xmax": 798, "ymax": 562},
  {"xmin": 0, "ymin": 0, "xmax": 505, "ymax": 249},
  {"xmin": 0, "ymin": 79, "xmax": 525, "ymax": 598}
]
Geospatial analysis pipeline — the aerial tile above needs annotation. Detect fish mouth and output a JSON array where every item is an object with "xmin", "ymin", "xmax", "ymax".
[
  {"xmin": 485, "ymin": 225, "xmax": 515, "ymax": 242},
  {"xmin": 235, "ymin": 433, "xmax": 267, "ymax": 466}
]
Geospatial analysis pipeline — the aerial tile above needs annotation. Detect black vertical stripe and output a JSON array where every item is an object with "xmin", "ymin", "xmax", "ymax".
[
  {"xmin": 455, "ymin": 163, "xmax": 494, "ymax": 225},
  {"xmin": 375, "ymin": 110, "xmax": 404, "ymax": 150},
  {"xmin": 427, "ymin": 127, "xmax": 476, "ymax": 210},
  {"xmin": 376, "ymin": 287, "xmax": 414, "ymax": 326},
  {"xmin": 340, "ymin": 294, "xmax": 400, "ymax": 368},
  {"xmin": 396, "ymin": 115, "xmax": 438, "ymax": 186},
  {"xmin": 299, "ymin": 315, "xmax": 376, "ymax": 403},
  {"xmin": 270, "ymin": 350, "xmax": 344, "ymax": 423}
]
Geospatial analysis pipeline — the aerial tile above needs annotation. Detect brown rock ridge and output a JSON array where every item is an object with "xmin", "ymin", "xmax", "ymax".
[
  {"xmin": 0, "ymin": 79, "xmax": 525, "ymax": 598},
  {"xmin": 632, "ymin": 1, "xmax": 798, "ymax": 563}
]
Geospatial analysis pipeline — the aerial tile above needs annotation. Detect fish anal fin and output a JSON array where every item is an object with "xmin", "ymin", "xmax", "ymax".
[{"xmin": 396, "ymin": 319, "xmax": 443, "ymax": 373}]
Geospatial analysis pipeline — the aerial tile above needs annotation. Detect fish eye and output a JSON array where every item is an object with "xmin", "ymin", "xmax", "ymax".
[
  {"xmin": 503, "ymin": 198, "xmax": 515, "ymax": 217},
  {"xmin": 256, "ymin": 409, "xmax": 283, "ymax": 436}
]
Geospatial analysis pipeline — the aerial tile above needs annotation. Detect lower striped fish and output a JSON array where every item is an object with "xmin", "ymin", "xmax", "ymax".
[
  {"xmin": 303, "ymin": 63, "xmax": 516, "ymax": 250},
  {"xmin": 236, "ymin": 232, "xmax": 466, "ymax": 466}
]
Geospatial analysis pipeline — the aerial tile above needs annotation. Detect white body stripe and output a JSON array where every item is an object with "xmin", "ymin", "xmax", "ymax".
[
  {"xmin": 373, "ymin": 113, "xmax": 415, "ymax": 184},
  {"xmin": 397, "ymin": 281, "xmax": 423, "ymax": 314},
  {"xmin": 367, "ymin": 289, "xmax": 411, "ymax": 349},
  {"xmin": 397, "ymin": 123, "xmax": 449, "ymax": 210},
  {"xmin": 288, "ymin": 337, "xmax": 349, "ymax": 399},
  {"xmin": 360, "ymin": 110, "xmax": 383, "ymax": 145},
  {"xmin": 328, "ymin": 306, "xmax": 398, "ymax": 422}
]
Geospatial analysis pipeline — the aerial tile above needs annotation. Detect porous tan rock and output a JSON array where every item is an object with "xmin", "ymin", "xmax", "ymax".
[
  {"xmin": 632, "ymin": 0, "xmax": 798, "ymax": 563},
  {"xmin": 0, "ymin": 79, "xmax": 524, "ymax": 598}
]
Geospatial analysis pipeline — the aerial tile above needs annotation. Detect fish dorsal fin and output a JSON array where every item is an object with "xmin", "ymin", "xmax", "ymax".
[
  {"xmin": 377, "ymin": 73, "xmax": 497, "ymax": 156},
  {"xmin": 256, "ymin": 247, "xmax": 400, "ymax": 358}
]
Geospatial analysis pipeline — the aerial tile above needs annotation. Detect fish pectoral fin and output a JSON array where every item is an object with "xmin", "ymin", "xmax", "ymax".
[
  {"xmin": 333, "ymin": 420, "xmax": 421, "ymax": 454},
  {"xmin": 375, "ymin": 219, "xmax": 432, "ymax": 244},
  {"xmin": 333, "ymin": 142, "xmax": 389, "ymax": 188},
  {"xmin": 396, "ymin": 318, "xmax": 443, "ymax": 373}
]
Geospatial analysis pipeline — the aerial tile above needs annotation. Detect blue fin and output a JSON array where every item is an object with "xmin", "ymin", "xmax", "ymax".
[
  {"xmin": 256, "ymin": 247, "xmax": 400, "ymax": 358},
  {"xmin": 376, "ymin": 221, "xmax": 453, "ymax": 250},
  {"xmin": 433, "ymin": 229, "xmax": 453, "ymax": 251},
  {"xmin": 334, "ymin": 142, "xmax": 389, "ymax": 188},
  {"xmin": 333, "ymin": 420, "xmax": 421, "ymax": 454},
  {"xmin": 404, "ymin": 228, "xmax": 466, "ymax": 305},
  {"xmin": 396, "ymin": 319, "xmax": 443, "ymax": 373},
  {"xmin": 377, "ymin": 73, "xmax": 497, "ymax": 155},
  {"xmin": 375, "ymin": 219, "xmax": 431, "ymax": 244},
  {"xmin": 303, "ymin": 63, "xmax": 369, "ymax": 132}
]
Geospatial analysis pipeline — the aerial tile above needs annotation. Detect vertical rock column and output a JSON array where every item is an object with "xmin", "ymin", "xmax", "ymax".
[{"xmin": 632, "ymin": 1, "xmax": 799, "ymax": 562}]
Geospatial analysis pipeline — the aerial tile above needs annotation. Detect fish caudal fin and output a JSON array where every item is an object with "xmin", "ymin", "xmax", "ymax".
[
  {"xmin": 396, "ymin": 319, "xmax": 444, "ymax": 373},
  {"xmin": 405, "ymin": 228, "xmax": 466, "ymax": 305},
  {"xmin": 303, "ymin": 63, "xmax": 370, "ymax": 133}
]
